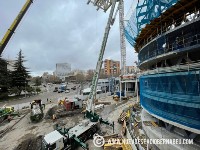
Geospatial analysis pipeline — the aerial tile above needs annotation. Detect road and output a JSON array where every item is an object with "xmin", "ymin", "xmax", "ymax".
[{"xmin": 0, "ymin": 83, "xmax": 84, "ymax": 109}]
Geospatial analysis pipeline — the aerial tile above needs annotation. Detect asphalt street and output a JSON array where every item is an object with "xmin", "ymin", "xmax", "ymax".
[{"xmin": 0, "ymin": 83, "xmax": 83, "ymax": 109}]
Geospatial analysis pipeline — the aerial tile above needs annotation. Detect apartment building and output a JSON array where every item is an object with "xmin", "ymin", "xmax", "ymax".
[{"xmin": 104, "ymin": 59, "xmax": 120, "ymax": 76}]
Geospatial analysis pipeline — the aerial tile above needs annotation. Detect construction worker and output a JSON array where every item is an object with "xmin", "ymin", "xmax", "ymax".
[{"xmin": 53, "ymin": 114, "xmax": 57, "ymax": 122}]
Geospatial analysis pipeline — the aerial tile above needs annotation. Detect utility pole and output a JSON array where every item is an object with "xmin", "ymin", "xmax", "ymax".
[{"xmin": 25, "ymin": 81, "xmax": 26, "ymax": 98}]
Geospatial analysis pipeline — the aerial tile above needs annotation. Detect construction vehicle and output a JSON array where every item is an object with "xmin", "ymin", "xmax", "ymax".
[
  {"xmin": 42, "ymin": 1, "xmax": 120, "ymax": 149},
  {"xmin": 58, "ymin": 97, "xmax": 83, "ymax": 110},
  {"xmin": 58, "ymin": 84, "xmax": 67, "ymax": 93},
  {"xmin": 118, "ymin": 108, "xmax": 130, "ymax": 124},
  {"xmin": 0, "ymin": 105, "xmax": 19, "ymax": 123},
  {"xmin": 0, "ymin": 0, "xmax": 33, "ymax": 55},
  {"xmin": 53, "ymin": 87, "xmax": 58, "ymax": 92},
  {"xmin": 30, "ymin": 99, "xmax": 45, "ymax": 122}
]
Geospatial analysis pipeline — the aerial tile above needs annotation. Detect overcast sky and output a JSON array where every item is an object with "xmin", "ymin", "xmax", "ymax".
[{"xmin": 0, "ymin": 0, "xmax": 138, "ymax": 76}]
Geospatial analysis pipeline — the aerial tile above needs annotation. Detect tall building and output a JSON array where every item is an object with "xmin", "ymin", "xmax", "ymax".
[
  {"xmin": 125, "ymin": 0, "xmax": 200, "ymax": 150},
  {"xmin": 56, "ymin": 63, "xmax": 71, "ymax": 81},
  {"xmin": 104, "ymin": 59, "xmax": 120, "ymax": 76}
]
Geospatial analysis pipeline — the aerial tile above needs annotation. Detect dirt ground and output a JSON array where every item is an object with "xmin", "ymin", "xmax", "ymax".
[
  {"xmin": 77, "ymin": 97, "xmax": 136, "ymax": 150},
  {"xmin": 0, "ymin": 96, "xmax": 136, "ymax": 150}
]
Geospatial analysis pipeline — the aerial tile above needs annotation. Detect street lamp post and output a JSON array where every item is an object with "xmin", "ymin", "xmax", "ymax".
[{"xmin": 25, "ymin": 80, "xmax": 26, "ymax": 98}]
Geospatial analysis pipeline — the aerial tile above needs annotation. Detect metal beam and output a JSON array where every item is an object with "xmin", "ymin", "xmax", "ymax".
[{"xmin": 87, "ymin": 0, "xmax": 112, "ymax": 12}]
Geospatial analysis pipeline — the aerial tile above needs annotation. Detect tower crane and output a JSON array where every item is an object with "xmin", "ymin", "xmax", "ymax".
[
  {"xmin": 0, "ymin": 0, "xmax": 33, "ymax": 55},
  {"xmin": 119, "ymin": 0, "xmax": 127, "ymax": 75},
  {"xmin": 88, "ymin": 0, "xmax": 127, "ymax": 75}
]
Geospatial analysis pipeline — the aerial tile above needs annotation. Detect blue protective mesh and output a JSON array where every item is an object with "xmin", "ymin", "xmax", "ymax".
[
  {"xmin": 140, "ymin": 71, "xmax": 200, "ymax": 130},
  {"xmin": 124, "ymin": 0, "xmax": 178, "ymax": 46}
]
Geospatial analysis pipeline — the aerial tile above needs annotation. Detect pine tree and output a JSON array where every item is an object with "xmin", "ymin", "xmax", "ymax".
[
  {"xmin": 11, "ymin": 50, "xmax": 29, "ymax": 95},
  {"xmin": 0, "ymin": 57, "xmax": 10, "ymax": 99}
]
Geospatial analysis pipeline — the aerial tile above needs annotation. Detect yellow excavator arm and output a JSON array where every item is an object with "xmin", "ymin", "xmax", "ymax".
[{"xmin": 0, "ymin": 0, "xmax": 33, "ymax": 55}]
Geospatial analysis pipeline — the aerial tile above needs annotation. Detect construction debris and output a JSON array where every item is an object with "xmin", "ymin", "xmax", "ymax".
[
  {"xmin": 118, "ymin": 109, "xmax": 130, "ymax": 124},
  {"xmin": 45, "ymin": 106, "xmax": 57, "ymax": 119},
  {"xmin": 95, "ymin": 102, "xmax": 111, "ymax": 105}
]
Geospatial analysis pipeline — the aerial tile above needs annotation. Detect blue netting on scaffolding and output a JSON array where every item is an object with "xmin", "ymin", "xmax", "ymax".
[
  {"xmin": 124, "ymin": 0, "xmax": 178, "ymax": 47},
  {"xmin": 124, "ymin": 6, "xmax": 137, "ymax": 47},
  {"xmin": 140, "ymin": 71, "xmax": 200, "ymax": 130}
]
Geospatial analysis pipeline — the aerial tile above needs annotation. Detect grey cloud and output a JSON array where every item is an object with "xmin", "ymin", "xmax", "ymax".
[{"xmin": 0, "ymin": 0, "xmax": 137, "ymax": 76}]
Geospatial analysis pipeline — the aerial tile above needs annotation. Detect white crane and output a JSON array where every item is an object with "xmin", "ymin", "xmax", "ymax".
[
  {"xmin": 87, "ymin": 0, "xmax": 127, "ymax": 75},
  {"xmin": 87, "ymin": 0, "xmax": 127, "ymax": 114}
]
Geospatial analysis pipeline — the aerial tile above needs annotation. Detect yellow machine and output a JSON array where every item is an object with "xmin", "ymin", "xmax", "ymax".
[
  {"xmin": 0, "ymin": 105, "xmax": 19, "ymax": 122},
  {"xmin": 58, "ymin": 99, "xmax": 66, "ymax": 105},
  {"xmin": 0, "ymin": 0, "xmax": 33, "ymax": 55}
]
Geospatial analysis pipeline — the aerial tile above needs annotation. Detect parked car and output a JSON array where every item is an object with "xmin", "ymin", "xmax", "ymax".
[
  {"xmin": 71, "ymin": 86, "xmax": 76, "ymax": 90},
  {"xmin": 53, "ymin": 87, "xmax": 58, "ymax": 92},
  {"xmin": 58, "ymin": 88, "xmax": 64, "ymax": 93},
  {"xmin": 65, "ymin": 89, "xmax": 70, "ymax": 93}
]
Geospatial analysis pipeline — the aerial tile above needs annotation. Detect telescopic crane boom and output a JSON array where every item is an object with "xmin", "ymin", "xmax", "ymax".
[
  {"xmin": 0, "ymin": 0, "xmax": 33, "ymax": 55},
  {"xmin": 86, "ymin": 0, "xmax": 117, "ymax": 115}
]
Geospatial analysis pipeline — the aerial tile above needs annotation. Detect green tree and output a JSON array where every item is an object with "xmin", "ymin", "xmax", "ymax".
[
  {"xmin": 26, "ymin": 86, "xmax": 34, "ymax": 96},
  {"xmin": 10, "ymin": 86, "xmax": 20, "ymax": 95},
  {"xmin": 75, "ymin": 73, "xmax": 85, "ymax": 83},
  {"xmin": 35, "ymin": 87, "xmax": 41, "ymax": 94},
  {"xmin": 11, "ymin": 50, "xmax": 29, "ymax": 95},
  {"xmin": 33, "ymin": 76, "xmax": 42, "ymax": 86},
  {"xmin": 86, "ymin": 69, "xmax": 94, "ymax": 81},
  {"xmin": 0, "ymin": 57, "xmax": 11, "ymax": 99}
]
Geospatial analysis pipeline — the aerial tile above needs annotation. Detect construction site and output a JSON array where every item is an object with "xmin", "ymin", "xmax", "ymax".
[
  {"xmin": 1, "ymin": 0, "xmax": 200, "ymax": 150},
  {"xmin": 0, "ymin": 95, "xmax": 138, "ymax": 150}
]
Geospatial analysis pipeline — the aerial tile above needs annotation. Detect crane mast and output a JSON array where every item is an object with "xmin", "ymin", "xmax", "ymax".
[
  {"xmin": 0, "ymin": 0, "xmax": 33, "ymax": 55},
  {"xmin": 119, "ymin": 0, "xmax": 126, "ymax": 75}
]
